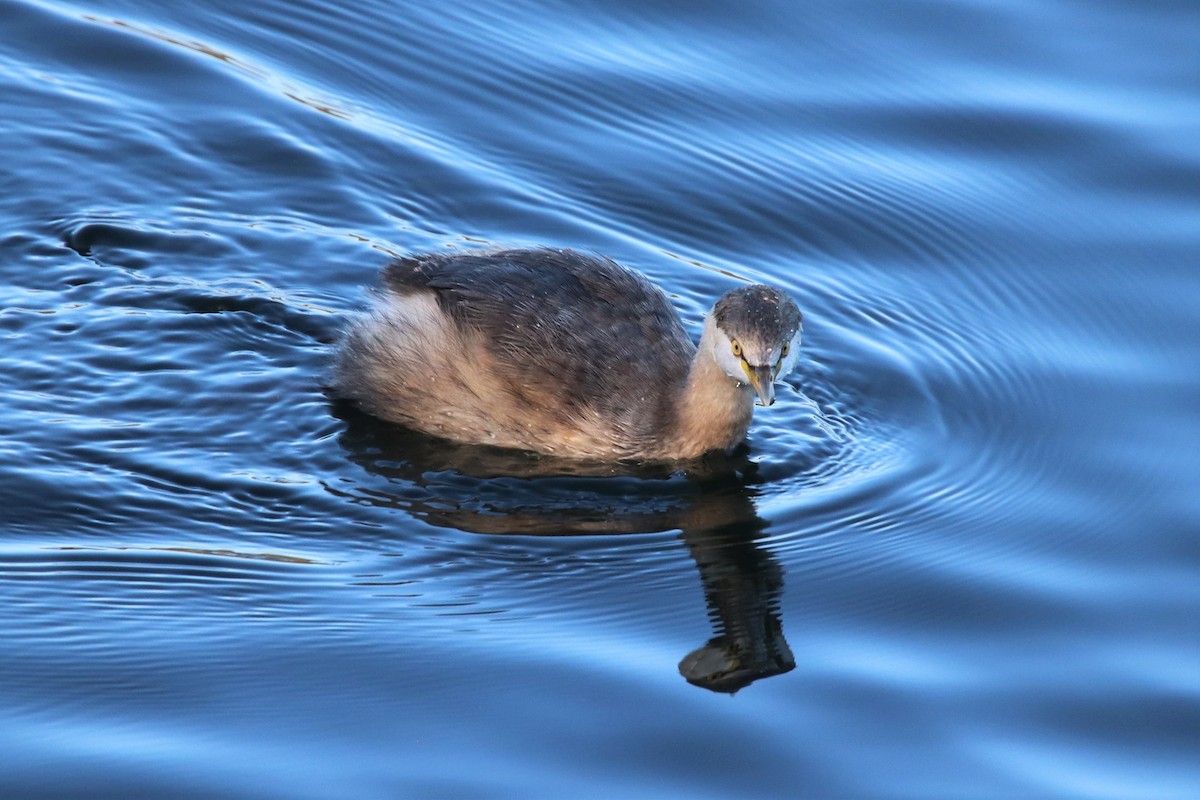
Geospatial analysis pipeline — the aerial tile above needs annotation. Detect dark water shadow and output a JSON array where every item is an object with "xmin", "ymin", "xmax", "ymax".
[{"xmin": 333, "ymin": 401, "xmax": 795, "ymax": 693}]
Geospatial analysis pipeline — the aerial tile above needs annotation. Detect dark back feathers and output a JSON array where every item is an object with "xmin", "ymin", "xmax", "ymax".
[{"xmin": 383, "ymin": 248, "xmax": 694, "ymax": 418}]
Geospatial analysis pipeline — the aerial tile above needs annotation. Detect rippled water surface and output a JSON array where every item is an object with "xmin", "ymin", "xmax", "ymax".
[{"xmin": 2, "ymin": 0, "xmax": 1198, "ymax": 797}]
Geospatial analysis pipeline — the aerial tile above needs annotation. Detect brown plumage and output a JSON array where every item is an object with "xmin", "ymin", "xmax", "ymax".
[{"xmin": 333, "ymin": 248, "xmax": 801, "ymax": 461}]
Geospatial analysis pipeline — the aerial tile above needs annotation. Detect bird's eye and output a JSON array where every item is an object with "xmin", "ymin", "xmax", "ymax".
[
  {"xmin": 781, "ymin": 342, "xmax": 789, "ymax": 357},
  {"xmin": 731, "ymin": 340, "xmax": 742, "ymax": 357}
]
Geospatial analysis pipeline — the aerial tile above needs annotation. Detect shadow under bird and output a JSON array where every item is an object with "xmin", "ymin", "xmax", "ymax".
[{"xmin": 333, "ymin": 248, "xmax": 802, "ymax": 461}]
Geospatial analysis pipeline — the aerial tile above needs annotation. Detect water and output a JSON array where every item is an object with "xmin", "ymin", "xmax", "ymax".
[{"xmin": 2, "ymin": 0, "xmax": 1197, "ymax": 796}]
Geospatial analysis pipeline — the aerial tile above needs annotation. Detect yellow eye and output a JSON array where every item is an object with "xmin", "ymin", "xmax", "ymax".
[
  {"xmin": 731, "ymin": 340, "xmax": 742, "ymax": 357},
  {"xmin": 781, "ymin": 342, "xmax": 789, "ymax": 357}
]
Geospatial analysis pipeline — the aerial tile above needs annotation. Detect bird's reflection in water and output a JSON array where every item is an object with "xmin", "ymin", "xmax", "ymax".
[
  {"xmin": 333, "ymin": 402, "xmax": 795, "ymax": 693},
  {"xmin": 673, "ymin": 494, "xmax": 795, "ymax": 693}
]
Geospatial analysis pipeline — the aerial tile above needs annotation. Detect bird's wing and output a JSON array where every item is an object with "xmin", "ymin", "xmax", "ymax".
[{"xmin": 382, "ymin": 249, "xmax": 693, "ymax": 414}]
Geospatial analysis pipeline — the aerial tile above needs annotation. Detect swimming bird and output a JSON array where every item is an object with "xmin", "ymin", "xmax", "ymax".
[{"xmin": 333, "ymin": 248, "xmax": 801, "ymax": 461}]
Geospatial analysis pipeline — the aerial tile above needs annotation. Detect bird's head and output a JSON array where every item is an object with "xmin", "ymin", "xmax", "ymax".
[{"xmin": 709, "ymin": 285, "xmax": 802, "ymax": 406}]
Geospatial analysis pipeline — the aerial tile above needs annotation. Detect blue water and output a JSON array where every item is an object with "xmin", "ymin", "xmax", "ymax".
[{"xmin": 2, "ymin": 0, "xmax": 1198, "ymax": 796}]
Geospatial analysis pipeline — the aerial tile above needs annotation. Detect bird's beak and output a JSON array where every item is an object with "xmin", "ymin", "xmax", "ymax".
[{"xmin": 746, "ymin": 364, "xmax": 775, "ymax": 407}]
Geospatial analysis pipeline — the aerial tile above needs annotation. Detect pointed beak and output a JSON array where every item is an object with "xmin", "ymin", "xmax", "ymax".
[{"xmin": 745, "ymin": 364, "xmax": 776, "ymax": 407}]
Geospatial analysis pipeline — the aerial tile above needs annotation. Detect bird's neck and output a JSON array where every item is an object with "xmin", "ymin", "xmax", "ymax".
[{"xmin": 670, "ymin": 317, "xmax": 755, "ymax": 459}]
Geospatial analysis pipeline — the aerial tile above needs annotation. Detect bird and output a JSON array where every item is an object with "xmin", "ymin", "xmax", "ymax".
[{"xmin": 333, "ymin": 248, "xmax": 802, "ymax": 462}]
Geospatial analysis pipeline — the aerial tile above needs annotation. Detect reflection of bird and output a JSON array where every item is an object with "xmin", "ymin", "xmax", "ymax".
[{"xmin": 334, "ymin": 248, "xmax": 801, "ymax": 461}]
